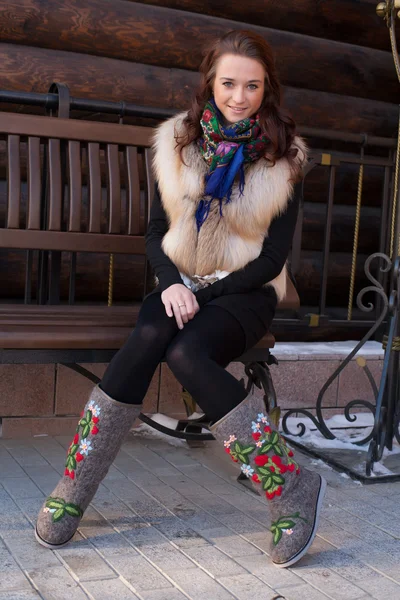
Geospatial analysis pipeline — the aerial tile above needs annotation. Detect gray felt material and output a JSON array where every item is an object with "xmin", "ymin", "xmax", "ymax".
[
  {"xmin": 211, "ymin": 393, "xmax": 325, "ymax": 567},
  {"xmin": 35, "ymin": 385, "xmax": 141, "ymax": 547}
]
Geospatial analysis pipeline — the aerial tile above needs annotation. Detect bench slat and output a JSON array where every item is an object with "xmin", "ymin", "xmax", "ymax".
[
  {"xmin": 48, "ymin": 138, "xmax": 62, "ymax": 231},
  {"xmin": 107, "ymin": 144, "xmax": 121, "ymax": 234},
  {"xmin": 0, "ymin": 112, "xmax": 153, "ymax": 147},
  {"xmin": 126, "ymin": 146, "xmax": 140, "ymax": 235},
  {"xmin": 68, "ymin": 141, "xmax": 82, "ymax": 232},
  {"xmin": 144, "ymin": 147, "xmax": 155, "ymax": 224},
  {"xmin": 88, "ymin": 142, "xmax": 101, "ymax": 233},
  {"xmin": 27, "ymin": 137, "xmax": 41, "ymax": 230},
  {"xmin": 0, "ymin": 228, "xmax": 146, "ymax": 254},
  {"xmin": 7, "ymin": 135, "xmax": 20, "ymax": 228}
]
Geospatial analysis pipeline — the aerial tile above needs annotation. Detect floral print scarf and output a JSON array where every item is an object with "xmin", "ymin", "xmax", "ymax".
[{"xmin": 196, "ymin": 98, "xmax": 269, "ymax": 230}]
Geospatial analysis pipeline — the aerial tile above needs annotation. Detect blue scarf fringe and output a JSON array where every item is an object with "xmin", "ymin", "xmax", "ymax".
[{"xmin": 195, "ymin": 145, "xmax": 246, "ymax": 232}]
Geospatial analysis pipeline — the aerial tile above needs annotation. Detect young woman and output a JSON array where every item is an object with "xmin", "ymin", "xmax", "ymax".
[{"xmin": 36, "ymin": 30, "xmax": 326, "ymax": 568}]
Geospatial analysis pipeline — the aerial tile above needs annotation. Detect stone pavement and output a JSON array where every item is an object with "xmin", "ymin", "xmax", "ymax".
[{"xmin": 1, "ymin": 430, "xmax": 400, "ymax": 600}]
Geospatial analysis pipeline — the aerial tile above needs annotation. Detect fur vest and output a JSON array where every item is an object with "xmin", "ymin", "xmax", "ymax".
[{"xmin": 153, "ymin": 112, "xmax": 307, "ymax": 301}]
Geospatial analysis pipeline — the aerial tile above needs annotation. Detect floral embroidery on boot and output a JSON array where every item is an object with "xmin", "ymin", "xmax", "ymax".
[
  {"xmin": 270, "ymin": 512, "xmax": 308, "ymax": 546},
  {"xmin": 64, "ymin": 404, "xmax": 101, "ymax": 480},
  {"xmin": 224, "ymin": 412, "xmax": 300, "ymax": 499}
]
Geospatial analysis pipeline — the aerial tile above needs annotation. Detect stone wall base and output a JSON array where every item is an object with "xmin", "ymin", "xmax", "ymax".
[{"xmin": 0, "ymin": 342, "xmax": 383, "ymax": 438}]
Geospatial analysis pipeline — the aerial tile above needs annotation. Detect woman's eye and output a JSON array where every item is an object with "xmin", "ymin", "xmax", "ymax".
[
  {"xmin": 248, "ymin": 84, "xmax": 258, "ymax": 90},
  {"xmin": 222, "ymin": 82, "xmax": 233, "ymax": 87}
]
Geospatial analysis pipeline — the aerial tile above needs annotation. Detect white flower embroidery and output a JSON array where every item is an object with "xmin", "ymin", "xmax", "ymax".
[
  {"xmin": 251, "ymin": 422, "xmax": 261, "ymax": 432},
  {"xmin": 43, "ymin": 507, "xmax": 50, "ymax": 513},
  {"xmin": 241, "ymin": 464, "xmax": 254, "ymax": 478},
  {"xmin": 256, "ymin": 440, "xmax": 265, "ymax": 448},
  {"xmin": 79, "ymin": 440, "xmax": 93, "ymax": 456},
  {"xmin": 283, "ymin": 529, "xmax": 294, "ymax": 535},
  {"xmin": 88, "ymin": 403, "xmax": 101, "ymax": 417}
]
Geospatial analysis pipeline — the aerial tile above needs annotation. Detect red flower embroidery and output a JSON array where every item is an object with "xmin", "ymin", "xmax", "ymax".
[
  {"xmin": 225, "ymin": 447, "xmax": 231, "ymax": 454},
  {"xmin": 264, "ymin": 426, "xmax": 272, "ymax": 434},
  {"xmin": 252, "ymin": 474, "xmax": 260, "ymax": 483},
  {"xmin": 73, "ymin": 434, "xmax": 79, "ymax": 445},
  {"xmin": 92, "ymin": 416, "xmax": 99, "ymax": 424},
  {"xmin": 69, "ymin": 471, "xmax": 75, "ymax": 480},
  {"xmin": 266, "ymin": 491, "xmax": 275, "ymax": 500},
  {"xmin": 296, "ymin": 468, "xmax": 301, "ymax": 475},
  {"xmin": 76, "ymin": 452, "xmax": 84, "ymax": 462},
  {"xmin": 275, "ymin": 486, "xmax": 282, "ymax": 497},
  {"xmin": 270, "ymin": 466, "xmax": 275, "ymax": 473},
  {"xmin": 91, "ymin": 426, "xmax": 99, "ymax": 435},
  {"xmin": 203, "ymin": 109, "xmax": 212, "ymax": 122},
  {"xmin": 254, "ymin": 455, "xmax": 268, "ymax": 467},
  {"xmin": 252, "ymin": 432, "xmax": 261, "ymax": 441},
  {"xmin": 288, "ymin": 450, "xmax": 294, "ymax": 457},
  {"xmin": 288, "ymin": 463, "xmax": 295, "ymax": 473},
  {"xmin": 271, "ymin": 455, "xmax": 282, "ymax": 466},
  {"xmin": 64, "ymin": 468, "xmax": 70, "ymax": 476},
  {"xmin": 231, "ymin": 457, "xmax": 238, "ymax": 463}
]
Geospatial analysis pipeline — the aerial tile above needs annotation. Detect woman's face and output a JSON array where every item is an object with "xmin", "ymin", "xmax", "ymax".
[{"xmin": 212, "ymin": 53, "xmax": 265, "ymax": 125}]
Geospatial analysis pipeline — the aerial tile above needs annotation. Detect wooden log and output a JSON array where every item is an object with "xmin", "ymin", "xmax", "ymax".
[
  {"xmin": 304, "ymin": 164, "xmax": 387, "ymax": 208},
  {"xmin": 301, "ymin": 203, "xmax": 380, "ymax": 254},
  {"xmin": 0, "ymin": 244, "xmax": 371, "ymax": 308},
  {"xmin": 0, "ymin": 249, "xmax": 146, "ymax": 301},
  {"xmin": 296, "ymin": 250, "xmax": 370, "ymax": 307},
  {"xmin": 0, "ymin": 1, "xmax": 397, "ymax": 103},
  {"xmin": 136, "ymin": 0, "xmax": 395, "ymax": 54},
  {"xmin": 0, "ymin": 44, "xmax": 397, "ymax": 136}
]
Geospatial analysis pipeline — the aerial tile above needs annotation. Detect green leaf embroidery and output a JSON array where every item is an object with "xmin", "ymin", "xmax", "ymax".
[
  {"xmin": 271, "ymin": 431, "xmax": 279, "ymax": 445},
  {"xmin": 257, "ymin": 467, "xmax": 272, "ymax": 476},
  {"xmin": 86, "ymin": 409, "xmax": 92, "ymax": 423},
  {"xmin": 260, "ymin": 443, "xmax": 273, "ymax": 454},
  {"xmin": 272, "ymin": 474, "xmax": 285, "ymax": 485},
  {"xmin": 53, "ymin": 508, "xmax": 65, "ymax": 522},
  {"xmin": 79, "ymin": 418, "xmax": 87, "ymax": 428},
  {"xmin": 46, "ymin": 499, "xmax": 65, "ymax": 510},
  {"xmin": 70, "ymin": 456, "xmax": 77, "ymax": 470},
  {"xmin": 65, "ymin": 504, "xmax": 83, "ymax": 518},
  {"xmin": 238, "ymin": 454, "xmax": 249, "ymax": 464},
  {"xmin": 70, "ymin": 444, "xmax": 79, "ymax": 455},
  {"xmin": 274, "ymin": 445, "xmax": 284, "ymax": 457},
  {"xmin": 277, "ymin": 520, "xmax": 296, "ymax": 530},
  {"xmin": 270, "ymin": 513, "xmax": 308, "ymax": 546},
  {"xmin": 273, "ymin": 528, "xmax": 282, "ymax": 545},
  {"xmin": 262, "ymin": 475, "xmax": 273, "ymax": 491},
  {"xmin": 241, "ymin": 445, "xmax": 256, "ymax": 454},
  {"xmin": 82, "ymin": 424, "xmax": 91, "ymax": 439},
  {"xmin": 234, "ymin": 442, "xmax": 241, "ymax": 454},
  {"xmin": 66, "ymin": 455, "xmax": 74, "ymax": 469}
]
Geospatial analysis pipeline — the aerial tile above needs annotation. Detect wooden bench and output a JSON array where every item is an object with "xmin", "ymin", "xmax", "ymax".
[{"xmin": 0, "ymin": 110, "xmax": 300, "ymax": 440}]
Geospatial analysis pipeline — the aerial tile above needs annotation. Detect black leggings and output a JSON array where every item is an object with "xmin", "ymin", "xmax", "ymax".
[{"xmin": 100, "ymin": 292, "xmax": 248, "ymax": 422}]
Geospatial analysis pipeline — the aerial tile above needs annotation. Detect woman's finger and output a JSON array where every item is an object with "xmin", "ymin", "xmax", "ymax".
[
  {"xmin": 178, "ymin": 301, "xmax": 189, "ymax": 324},
  {"xmin": 172, "ymin": 302, "xmax": 184, "ymax": 329},
  {"xmin": 183, "ymin": 296, "xmax": 196, "ymax": 320},
  {"xmin": 163, "ymin": 298, "xmax": 173, "ymax": 318}
]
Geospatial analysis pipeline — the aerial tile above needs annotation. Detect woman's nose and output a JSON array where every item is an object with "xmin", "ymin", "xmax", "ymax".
[{"xmin": 232, "ymin": 87, "xmax": 245, "ymax": 104}]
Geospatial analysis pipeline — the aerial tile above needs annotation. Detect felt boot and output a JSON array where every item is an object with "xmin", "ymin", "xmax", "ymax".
[
  {"xmin": 211, "ymin": 393, "xmax": 326, "ymax": 568},
  {"xmin": 35, "ymin": 385, "xmax": 141, "ymax": 549}
]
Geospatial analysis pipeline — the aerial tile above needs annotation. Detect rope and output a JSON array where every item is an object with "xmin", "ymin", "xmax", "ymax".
[
  {"xmin": 108, "ymin": 253, "xmax": 114, "ymax": 307},
  {"xmin": 389, "ymin": 20, "xmax": 400, "ymax": 258},
  {"xmin": 348, "ymin": 156, "xmax": 364, "ymax": 320},
  {"xmin": 382, "ymin": 334, "xmax": 400, "ymax": 351}
]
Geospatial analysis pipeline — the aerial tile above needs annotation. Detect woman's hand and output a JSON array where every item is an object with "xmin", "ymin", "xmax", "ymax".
[{"xmin": 161, "ymin": 284, "xmax": 200, "ymax": 329}]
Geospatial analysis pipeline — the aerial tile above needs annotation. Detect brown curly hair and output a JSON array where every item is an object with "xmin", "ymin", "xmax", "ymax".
[{"xmin": 176, "ymin": 30, "xmax": 301, "ymax": 180}]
